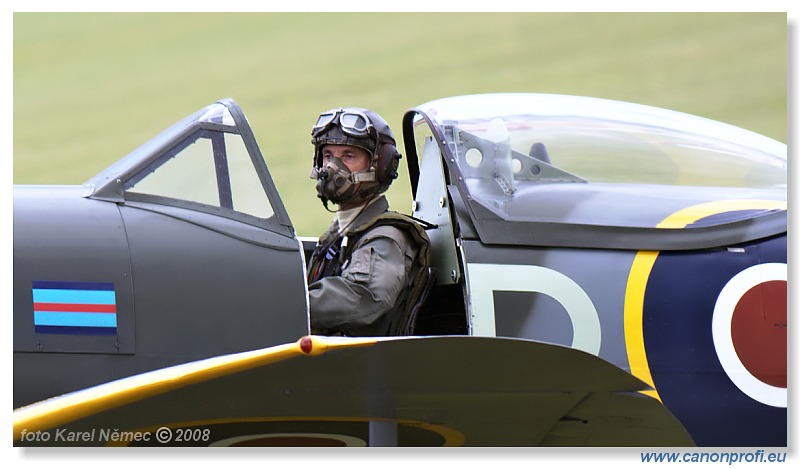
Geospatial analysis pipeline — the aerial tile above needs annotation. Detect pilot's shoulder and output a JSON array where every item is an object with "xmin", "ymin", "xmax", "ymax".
[{"xmin": 357, "ymin": 224, "xmax": 412, "ymax": 249}]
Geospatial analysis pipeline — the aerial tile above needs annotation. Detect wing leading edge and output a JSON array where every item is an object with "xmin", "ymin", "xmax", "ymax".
[{"xmin": 14, "ymin": 335, "xmax": 693, "ymax": 447}]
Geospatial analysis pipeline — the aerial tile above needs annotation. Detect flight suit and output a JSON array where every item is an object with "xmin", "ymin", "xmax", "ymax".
[{"xmin": 308, "ymin": 195, "xmax": 429, "ymax": 337}]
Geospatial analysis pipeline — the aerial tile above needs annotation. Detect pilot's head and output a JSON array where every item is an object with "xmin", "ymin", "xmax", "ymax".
[{"xmin": 310, "ymin": 107, "xmax": 401, "ymax": 210}]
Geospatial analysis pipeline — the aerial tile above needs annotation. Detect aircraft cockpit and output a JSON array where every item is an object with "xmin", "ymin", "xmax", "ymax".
[{"xmin": 402, "ymin": 93, "xmax": 787, "ymax": 337}]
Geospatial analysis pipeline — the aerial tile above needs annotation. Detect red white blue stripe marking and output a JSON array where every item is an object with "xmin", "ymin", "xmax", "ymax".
[{"xmin": 32, "ymin": 281, "xmax": 117, "ymax": 336}]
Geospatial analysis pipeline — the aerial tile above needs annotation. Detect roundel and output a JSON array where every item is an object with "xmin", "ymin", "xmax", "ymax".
[
  {"xmin": 637, "ymin": 234, "xmax": 786, "ymax": 446},
  {"xmin": 624, "ymin": 200, "xmax": 787, "ymax": 446},
  {"xmin": 210, "ymin": 433, "xmax": 367, "ymax": 447},
  {"xmin": 712, "ymin": 263, "xmax": 787, "ymax": 407},
  {"xmin": 117, "ymin": 418, "xmax": 464, "ymax": 447}
]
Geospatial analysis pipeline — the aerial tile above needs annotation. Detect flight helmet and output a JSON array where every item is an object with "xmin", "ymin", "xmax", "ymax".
[{"xmin": 310, "ymin": 107, "xmax": 401, "ymax": 208}]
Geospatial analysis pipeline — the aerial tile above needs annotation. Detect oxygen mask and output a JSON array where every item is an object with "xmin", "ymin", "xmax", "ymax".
[{"xmin": 313, "ymin": 157, "xmax": 359, "ymax": 205}]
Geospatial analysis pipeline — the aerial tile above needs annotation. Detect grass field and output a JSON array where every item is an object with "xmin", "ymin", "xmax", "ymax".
[{"xmin": 13, "ymin": 12, "xmax": 786, "ymax": 236}]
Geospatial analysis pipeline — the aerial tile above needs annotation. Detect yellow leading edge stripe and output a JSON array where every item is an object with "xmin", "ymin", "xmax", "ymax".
[
  {"xmin": 624, "ymin": 199, "xmax": 786, "ymax": 402},
  {"xmin": 13, "ymin": 336, "xmax": 376, "ymax": 440}
]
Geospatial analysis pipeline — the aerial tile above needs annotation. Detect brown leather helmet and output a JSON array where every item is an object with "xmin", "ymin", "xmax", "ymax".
[{"xmin": 310, "ymin": 107, "xmax": 401, "ymax": 207}]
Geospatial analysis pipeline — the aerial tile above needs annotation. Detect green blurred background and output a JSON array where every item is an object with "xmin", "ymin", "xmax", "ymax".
[{"xmin": 13, "ymin": 12, "xmax": 786, "ymax": 236}]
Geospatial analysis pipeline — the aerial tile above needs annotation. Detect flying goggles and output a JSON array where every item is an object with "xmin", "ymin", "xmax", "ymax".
[{"xmin": 312, "ymin": 108, "xmax": 375, "ymax": 138}]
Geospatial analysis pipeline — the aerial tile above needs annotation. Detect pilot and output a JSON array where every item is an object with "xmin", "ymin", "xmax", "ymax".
[{"xmin": 307, "ymin": 107, "xmax": 430, "ymax": 337}]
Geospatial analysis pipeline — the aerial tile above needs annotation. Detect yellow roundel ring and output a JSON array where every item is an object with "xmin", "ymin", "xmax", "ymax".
[
  {"xmin": 107, "ymin": 416, "xmax": 466, "ymax": 447},
  {"xmin": 623, "ymin": 200, "xmax": 786, "ymax": 402}
]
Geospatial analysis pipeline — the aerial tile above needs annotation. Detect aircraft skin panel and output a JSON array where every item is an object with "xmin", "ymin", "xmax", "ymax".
[
  {"xmin": 13, "ymin": 192, "xmax": 310, "ymax": 409},
  {"xmin": 623, "ymin": 199, "xmax": 787, "ymax": 403},
  {"xmin": 624, "ymin": 201, "xmax": 788, "ymax": 446},
  {"xmin": 118, "ymin": 203, "xmax": 309, "ymax": 355},
  {"xmin": 13, "ymin": 186, "xmax": 135, "ymax": 356},
  {"xmin": 13, "ymin": 336, "xmax": 694, "ymax": 447},
  {"xmin": 638, "ymin": 235, "xmax": 786, "ymax": 446},
  {"xmin": 461, "ymin": 245, "xmax": 633, "ymax": 367},
  {"xmin": 458, "ymin": 199, "xmax": 787, "ymax": 447},
  {"xmin": 623, "ymin": 200, "xmax": 787, "ymax": 446}
]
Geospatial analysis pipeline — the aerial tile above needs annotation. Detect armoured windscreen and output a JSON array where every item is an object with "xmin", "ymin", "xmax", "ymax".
[{"xmin": 126, "ymin": 105, "xmax": 275, "ymax": 220}]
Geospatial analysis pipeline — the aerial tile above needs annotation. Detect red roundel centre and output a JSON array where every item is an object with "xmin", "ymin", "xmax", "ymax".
[{"xmin": 730, "ymin": 280, "xmax": 787, "ymax": 388}]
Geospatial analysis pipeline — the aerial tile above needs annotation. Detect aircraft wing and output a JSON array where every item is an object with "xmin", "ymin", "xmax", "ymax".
[{"xmin": 14, "ymin": 335, "xmax": 694, "ymax": 447}]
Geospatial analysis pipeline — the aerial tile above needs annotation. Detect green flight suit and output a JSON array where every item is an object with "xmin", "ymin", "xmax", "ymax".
[{"xmin": 308, "ymin": 195, "xmax": 429, "ymax": 337}]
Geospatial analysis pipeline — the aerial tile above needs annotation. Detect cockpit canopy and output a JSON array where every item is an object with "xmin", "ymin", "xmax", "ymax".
[
  {"xmin": 404, "ymin": 94, "xmax": 786, "ymax": 249},
  {"xmin": 411, "ymin": 93, "xmax": 785, "ymax": 191}
]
